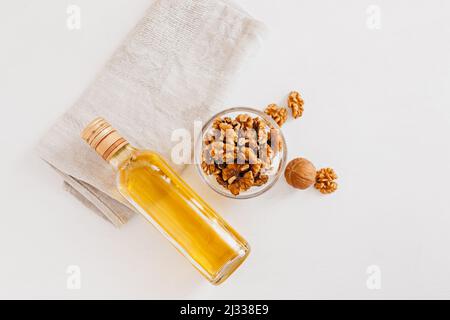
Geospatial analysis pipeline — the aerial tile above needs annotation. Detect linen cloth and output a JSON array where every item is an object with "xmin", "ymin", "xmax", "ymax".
[{"xmin": 37, "ymin": 0, "xmax": 263, "ymax": 226}]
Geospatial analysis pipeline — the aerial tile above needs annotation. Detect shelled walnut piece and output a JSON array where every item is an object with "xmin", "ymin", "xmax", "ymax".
[
  {"xmin": 315, "ymin": 168, "xmax": 338, "ymax": 194},
  {"xmin": 202, "ymin": 114, "xmax": 278, "ymax": 196},
  {"xmin": 264, "ymin": 104, "xmax": 288, "ymax": 127},
  {"xmin": 288, "ymin": 91, "xmax": 304, "ymax": 119}
]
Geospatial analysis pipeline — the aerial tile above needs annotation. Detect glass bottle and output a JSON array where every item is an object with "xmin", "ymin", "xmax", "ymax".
[{"xmin": 81, "ymin": 117, "xmax": 250, "ymax": 285}]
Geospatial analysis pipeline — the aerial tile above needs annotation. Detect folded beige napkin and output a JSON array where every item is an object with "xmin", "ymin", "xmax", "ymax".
[{"xmin": 38, "ymin": 0, "xmax": 263, "ymax": 227}]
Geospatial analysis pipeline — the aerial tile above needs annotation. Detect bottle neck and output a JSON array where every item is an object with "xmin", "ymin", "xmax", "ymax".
[{"xmin": 108, "ymin": 144, "xmax": 136, "ymax": 171}]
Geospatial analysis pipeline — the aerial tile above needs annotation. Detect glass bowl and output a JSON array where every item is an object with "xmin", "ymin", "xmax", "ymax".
[{"xmin": 195, "ymin": 107, "xmax": 287, "ymax": 199}]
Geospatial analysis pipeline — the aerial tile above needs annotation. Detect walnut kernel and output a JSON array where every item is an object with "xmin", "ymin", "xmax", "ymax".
[
  {"xmin": 264, "ymin": 104, "xmax": 288, "ymax": 127},
  {"xmin": 287, "ymin": 91, "xmax": 304, "ymax": 119},
  {"xmin": 314, "ymin": 168, "xmax": 338, "ymax": 194}
]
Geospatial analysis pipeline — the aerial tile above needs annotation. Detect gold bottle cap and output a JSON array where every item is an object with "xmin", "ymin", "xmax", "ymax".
[{"xmin": 81, "ymin": 117, "xmax": 129, "ymax": 161}]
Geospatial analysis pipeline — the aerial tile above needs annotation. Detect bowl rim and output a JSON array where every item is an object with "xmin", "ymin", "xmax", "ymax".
[{"xmin": 195, "ymin": 106, "xmax": 288, "ymax": 199}]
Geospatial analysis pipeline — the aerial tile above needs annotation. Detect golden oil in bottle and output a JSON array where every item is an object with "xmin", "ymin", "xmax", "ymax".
[{"xmin": 81, "ymin": 118, "xmax": 250, "ymax": 284}]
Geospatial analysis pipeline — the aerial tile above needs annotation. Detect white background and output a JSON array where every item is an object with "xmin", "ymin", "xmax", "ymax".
[{"xmin": 1, "ymin": 0, "xmax": 450, "ymax": 299}]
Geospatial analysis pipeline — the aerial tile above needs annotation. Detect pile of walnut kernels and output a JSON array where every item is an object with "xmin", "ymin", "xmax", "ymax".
[
  {"xmin": 201, "ymin": 91, "xmax": 338, "ymax": 196},
  {"xmin": 201, "ymin": 114, "xmax": 282, "ymax": 196}
]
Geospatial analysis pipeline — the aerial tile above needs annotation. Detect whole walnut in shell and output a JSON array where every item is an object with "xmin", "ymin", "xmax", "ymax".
[{"xmin": 284, "ymin": 158, "xmax": 316, "ymax": 189}]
